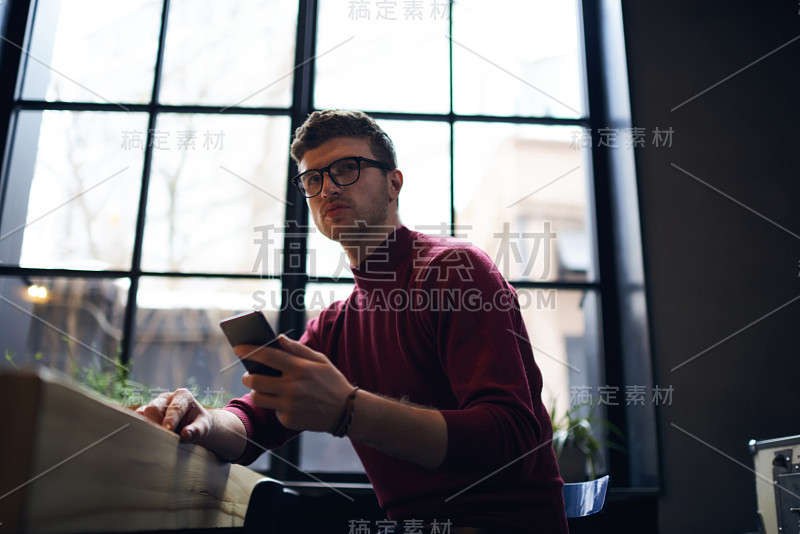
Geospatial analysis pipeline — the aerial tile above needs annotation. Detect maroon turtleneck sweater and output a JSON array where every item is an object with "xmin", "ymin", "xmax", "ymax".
[{"xmin": 224, "ymin": 226, "xmax": 568, "ymax": 533}]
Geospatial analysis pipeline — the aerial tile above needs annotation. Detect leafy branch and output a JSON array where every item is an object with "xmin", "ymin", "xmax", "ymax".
[{"xmin": 550, "ymin": 401, "xmax": 625, "ymax": 479}]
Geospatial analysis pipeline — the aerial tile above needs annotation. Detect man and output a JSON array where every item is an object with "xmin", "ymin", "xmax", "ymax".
[{"xmin": 138, "ymin": 110, "xmax": 568, "ymax": 533}]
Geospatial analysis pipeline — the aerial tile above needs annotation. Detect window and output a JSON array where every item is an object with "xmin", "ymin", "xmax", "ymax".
[{"xmin": 0, "ymin": 0, "xmax": 652, "ymax": 486}]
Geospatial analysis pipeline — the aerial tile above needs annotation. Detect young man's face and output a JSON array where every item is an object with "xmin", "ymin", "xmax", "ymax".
[{"xmin": 299, "ymin": 136, "xmax": 399, "ymax": 243}]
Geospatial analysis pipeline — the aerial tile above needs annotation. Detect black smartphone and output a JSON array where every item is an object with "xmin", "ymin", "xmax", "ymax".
[{"xmin": 219, "ymin": 311, "xmax": 282, "ymax": 376}]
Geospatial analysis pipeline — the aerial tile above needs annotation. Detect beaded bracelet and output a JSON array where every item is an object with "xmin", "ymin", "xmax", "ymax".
[{"xmin": 331, "ymin": 386, "xmax": 359, "ymax": 438}]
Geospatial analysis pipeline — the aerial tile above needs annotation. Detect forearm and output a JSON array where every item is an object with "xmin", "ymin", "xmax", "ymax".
[
  {"xmin": 199, "ymin": 409, "xmax": 248, "ymax": 462},
  {"xmin": 346, "ymin": 390, "xmax": 448, "ymax": 469}
]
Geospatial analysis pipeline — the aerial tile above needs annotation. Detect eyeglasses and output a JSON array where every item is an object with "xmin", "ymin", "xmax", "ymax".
[{"xmin": 292, "ymin": 156, "xmax": 393, "ymax": 198}]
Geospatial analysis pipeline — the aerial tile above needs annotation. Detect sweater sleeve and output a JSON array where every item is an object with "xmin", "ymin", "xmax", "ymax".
[
  {"xmin": 420, "ymin": 246, "xmax": 547, "ymax": 476},
  {"xmin": 222, "ymin": 395, "xmax": 300, "ymax": 465},
  {"xmin": 220, "ymin": 319, "xmax": 324, "ymax": 465}
]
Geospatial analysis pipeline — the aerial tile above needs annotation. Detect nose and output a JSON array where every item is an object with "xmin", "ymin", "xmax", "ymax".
[{"xmin": 320, "ymin": 171, "xmax": 342, "ymax": 197}]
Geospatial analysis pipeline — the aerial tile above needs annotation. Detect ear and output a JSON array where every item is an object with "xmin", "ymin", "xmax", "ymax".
[{"xmin": 387, "ymin": 169, "xmax": 403, "ymax": 200}]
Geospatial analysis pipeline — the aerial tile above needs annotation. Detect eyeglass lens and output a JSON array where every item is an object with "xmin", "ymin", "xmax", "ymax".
[{"xmin": 300, "ymin": 158, "xmax": 360, "ymax": 197}]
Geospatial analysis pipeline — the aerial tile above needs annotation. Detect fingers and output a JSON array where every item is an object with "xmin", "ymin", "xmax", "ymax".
[
  {"xmin": 249, "ymin": 390, "xmax": 284, "ymax": 412},
  {"xmin": 162, "ymin": 388, "xmax": 198, "ymax": 432},
  {"xmin": 180, "ymin": 414, "xmax": 210, "ymax": 443},
  {"xmin": 233, "ymin": 336, "xmax": 327, "ymax": 375},
  {"xmin": 135, "ymin": 388, "xmax": 211, "ymax": 444},
  {"xmin": 136, "ymin": 391, "xmax": 170, "ymax": 424},
  {"xmin": 242, "ymin": 372, "xmax": 284, "ymax": 398},
  {"xmin": 232, "ymin": 343, "xmax": 264, "ymax": 360},
  {"xmin": 233, "ymin": 343, "xmax": 293, "ymax": 373},
  {"xmin": 277, "ymin": 334, "xmax": 327, "ymax": 362}
]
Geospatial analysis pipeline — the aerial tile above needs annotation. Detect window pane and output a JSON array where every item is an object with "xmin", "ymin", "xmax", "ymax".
[
  {"xmin": 0, "ymin": 110, "xmax": 147, "ymax": 269},
  {"xmin": 131, "ymin": 277, "xmax": 280, "ymax": 401},
  {"xmin": 452, "ymin": 0, "xmax": 585, "ymax": 118},
  {"xmin": 519, "ymin": 289, "xmax": 609, "ymax": 475},
  {"xmin": 141, "ymin": 114, "xmax": 291, "ymax": 274},
  {"xmin": 376, "ymin": 119, "xmax": 450, "ymax": 232},
  {"xmin": 159, "ymin": 1, "xmax": 297, "ymax": 108},
  {"xmin": 516, "ymin": 289, "xmax": 602, "ymax": 415},
  {"xmin": 300, "ymin": 282, "xmax": 363, "ymax": 473},
  {"xmin": 130, "ymin": 276, "xmax": 275, "ymax": 472},
  {"xmin": 0, "ymin": 275, "xmax": 128, "ymax": 376},
  {"xmin": 454, "ymin": 123, "xmax": 594, "ymax": 282},
  {"xmin": 307, "ymin": 227, "xmax": 352, "ymax": 279},
  {"xmin": 315, "ymin": 3, "xmax": 449, "ymax": 113},
  {"xmin": 21, "ymin": 0, "xmax": 162, "ymax": 103},
  {"xmin": 299, "ymin": 430, "xmax": 365, "ymax": 474}
]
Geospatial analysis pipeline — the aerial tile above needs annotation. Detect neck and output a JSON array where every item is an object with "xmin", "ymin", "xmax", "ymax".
[{"xmin": 341, "ymin": 215, "xmax": 402, "ymax": 266}]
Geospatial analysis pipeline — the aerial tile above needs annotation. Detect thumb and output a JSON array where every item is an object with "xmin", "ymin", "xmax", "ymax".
[
  {"xmin": 180, "ymin": 415, "xmax": 210, "ymax": 444},
  {"xmin": 277, "ymin": 334, "xmax": 327, "ymax": 362}
]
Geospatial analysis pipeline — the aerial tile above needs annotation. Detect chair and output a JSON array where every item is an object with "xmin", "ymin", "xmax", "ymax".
[
  {"xmin": 244, "ymin": 477, "xmax": 299, "ymax": 534},
  {"xmin": 244, "ymin": 475, "xmax": 609, "ymax": 530},
  {"xmin": 562, "ymin": 475, "xmax": 610, "ymax": 518}
]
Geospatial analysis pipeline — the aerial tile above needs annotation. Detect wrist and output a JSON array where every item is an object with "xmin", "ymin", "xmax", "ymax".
[
  {"xmin": 329, "ymin": 386, "xmax": 359, "ymax": 438},
  {"xmin": 344, "ymin": 389, "xmax": 378, "ymax": 444},
  {"xmin": 202, "ymin": 409, "xmax": 247, "ymax": 461}
]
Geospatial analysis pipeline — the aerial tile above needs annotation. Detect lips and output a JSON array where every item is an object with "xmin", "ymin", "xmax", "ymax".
[{"xmin": 323, "ymin": 202, "xmax": 350, "ymax": 217}]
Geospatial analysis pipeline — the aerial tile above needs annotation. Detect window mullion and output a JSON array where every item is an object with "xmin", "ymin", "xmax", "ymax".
[
  {"xmin": 120, "ymin": 0, "xmax": 172, "ymax": 367},
  {"xmin": 272, "ymin": 0, "xmax": 319, "ymax": 482}
]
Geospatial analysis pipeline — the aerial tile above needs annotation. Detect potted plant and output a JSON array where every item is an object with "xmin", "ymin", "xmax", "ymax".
[
  {"xmin": 4, "ymin": 343, "xmax": 230, "ymax": 411},
  {"xmin": 550, "ymin": 402, "xmax": 625, "ymax": 482}
]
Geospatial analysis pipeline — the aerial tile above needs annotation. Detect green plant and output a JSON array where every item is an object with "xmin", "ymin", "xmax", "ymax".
[
  {"xmin": 4, "ymin": 349, "xmax": 16, "ymax": 368},
  {"xmin": 80, "ymin": 355, "xmax": 140, "ymax": 405},
  {"xmin": 4, "ymin": 349, "xmax": 43, "ymax": 368},
  {"xmin": 550, "ymin": 402, "xmax": 625, "ymax": 480},
  {"xmin": 6, "ymin": 340, "xmax": 232, "ymax": 410},
  {"xmin": 61, "ymin": 340, "xmax": 147, "ymax": 407},
  {"xmin": 4, "ymin": 343, "xmax": 143, "ymax": 406}
]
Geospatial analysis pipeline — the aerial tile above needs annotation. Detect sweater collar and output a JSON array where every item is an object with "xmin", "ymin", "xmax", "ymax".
[{"xmin": 350, "ymin": 225, "xmax": 413, "ymax": 288}]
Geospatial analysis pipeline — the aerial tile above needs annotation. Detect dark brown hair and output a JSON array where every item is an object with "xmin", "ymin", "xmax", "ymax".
[{"xmin": 290, "ymin": 110, "xmax": 397, "ymax": 170}]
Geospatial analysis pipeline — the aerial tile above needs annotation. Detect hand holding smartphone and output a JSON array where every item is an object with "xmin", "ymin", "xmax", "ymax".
[{"xmin": 219, "ymin": 311, "xmax": 282, "ymax": 376}]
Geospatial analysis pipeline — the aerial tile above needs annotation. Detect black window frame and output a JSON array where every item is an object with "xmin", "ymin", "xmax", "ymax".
[{"xmin": 0, "ymin": 0, "xmax": 656, "ymax": 489}]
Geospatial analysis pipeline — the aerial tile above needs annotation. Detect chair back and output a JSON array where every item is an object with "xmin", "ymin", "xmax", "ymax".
[
  {"xmin": 563, "ymin": 475, "xmax": 610, "ymax": 518},
  {"xmin": 244, "ymin": 477, "xmax": 299, "ymax": 533}
]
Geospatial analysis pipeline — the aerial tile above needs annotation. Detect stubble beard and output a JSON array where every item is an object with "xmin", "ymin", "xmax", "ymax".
[{"xmin": 319, "ymin": 183, "xmax": 392, "ymax": 247}]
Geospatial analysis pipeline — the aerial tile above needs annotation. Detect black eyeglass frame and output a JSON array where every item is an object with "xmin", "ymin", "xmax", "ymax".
[{"xmin": 291, "ymin": 156, "xmax": 393, "ymax": 198}]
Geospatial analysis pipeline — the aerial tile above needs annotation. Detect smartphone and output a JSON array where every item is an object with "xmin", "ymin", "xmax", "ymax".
[{"xmin": 219, "ymin": 311, "xmax": 281, "ymax": 376}]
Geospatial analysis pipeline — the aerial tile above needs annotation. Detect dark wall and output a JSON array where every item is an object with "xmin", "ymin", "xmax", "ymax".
[{"xmin": 621, "ymin": 1, "xmax": 800, "ymax": 532}]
